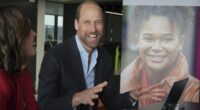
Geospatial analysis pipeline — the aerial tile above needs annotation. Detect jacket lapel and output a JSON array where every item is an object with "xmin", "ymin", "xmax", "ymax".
[
  {"xmin": 69, "ymin": 38, "xmax": 87, "ymax": 90},
  {"xmin": 94, "ymin": 48, "xmax": 103, "ymax": 86}
]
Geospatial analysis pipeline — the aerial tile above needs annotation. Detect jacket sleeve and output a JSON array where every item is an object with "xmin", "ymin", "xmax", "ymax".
[
  {"xmin": 99, "ymin": 49, "xmax": 138, "ymax": 110},
  {"xmin": 37, "ymin": 52, "xmax": 74, "ymax": 110},
  {"xmin": 101, "ymin": 75, "xmax": 138, "ymax": 110}
]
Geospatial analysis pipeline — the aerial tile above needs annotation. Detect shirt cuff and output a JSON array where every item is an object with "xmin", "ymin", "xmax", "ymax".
[{"xmin": 129, "ymin": 95, "xmax": 138, "ymax": 108}]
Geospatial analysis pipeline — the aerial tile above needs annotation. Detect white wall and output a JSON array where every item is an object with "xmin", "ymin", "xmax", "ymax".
[{"xmin": 36, "ymin": 0, "xmax": 45, "ymax": 91}]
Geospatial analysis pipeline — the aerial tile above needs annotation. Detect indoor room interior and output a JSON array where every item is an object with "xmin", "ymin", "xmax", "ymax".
[
  {"xmin": 0, "ymin": 0, "xmax": 123, "ymax": 90},
  {"xmin": 0, "ymin": 0, "xmax": 199, "ymax": 110}
]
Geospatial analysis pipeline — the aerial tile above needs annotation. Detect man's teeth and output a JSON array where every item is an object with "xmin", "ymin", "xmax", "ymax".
[{"xmin": 89, "ymin": 35, "xmax": 96, "ymax": 38}]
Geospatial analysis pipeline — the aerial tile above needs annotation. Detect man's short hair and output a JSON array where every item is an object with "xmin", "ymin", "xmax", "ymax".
[{"xmin": 75, "ymin": 0, "xmax": 103, "ymax": 20}]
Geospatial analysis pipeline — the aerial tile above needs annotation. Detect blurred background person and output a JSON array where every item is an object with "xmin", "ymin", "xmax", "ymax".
[
  {"xmin": 44, "ymin": 34, "xmax": 56, "ymax": 53},
  {"xmin": 0, "ymin": 6, "xmax": 39, "ymax": 110}
]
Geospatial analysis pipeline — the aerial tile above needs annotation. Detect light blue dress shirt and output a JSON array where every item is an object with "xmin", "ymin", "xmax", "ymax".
[{"xmin": 75, "ymin": 35, "xmax": 98, "ymax": 88}]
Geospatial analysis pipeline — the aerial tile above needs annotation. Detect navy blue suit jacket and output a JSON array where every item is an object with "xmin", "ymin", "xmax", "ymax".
[{"xmin": 38, "ymin": 37, "xmax": 135, "ymax": 110}]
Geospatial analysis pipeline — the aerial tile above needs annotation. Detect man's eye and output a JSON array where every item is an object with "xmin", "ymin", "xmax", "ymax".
[
  {"xmin": 83, "ymin": 21, "xmax": 90, "ymax": 24},
  {"xmin": 95, "ymin": 21, "xmax": 103, "ymax": 24}
]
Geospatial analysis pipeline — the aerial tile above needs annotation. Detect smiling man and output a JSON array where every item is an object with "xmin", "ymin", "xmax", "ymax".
[
  {"xmin": 120, "ymin": 6, "xmax": 200, "ymax": 107},
  {"xmin": 38, "ymin": 1, "xmax": 141, "ymax": 110}
]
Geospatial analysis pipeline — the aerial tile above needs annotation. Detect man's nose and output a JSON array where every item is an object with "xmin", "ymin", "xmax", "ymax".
[{"xmin": 88, "ymin": 23, "xmax": 97, "ymax": 32}]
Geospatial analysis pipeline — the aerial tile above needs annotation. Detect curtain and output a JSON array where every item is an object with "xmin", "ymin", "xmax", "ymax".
[{"xmin": 195, "ymin": 7, "xmax": 200, "ymax": 80}]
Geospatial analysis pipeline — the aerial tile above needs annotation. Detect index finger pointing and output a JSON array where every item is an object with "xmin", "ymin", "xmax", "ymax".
[
  {"xmin": 93, "ymin": 81, "xmax": 108, "ymax": 93},
  {"xmin": 97, "ymin": 81, "xmax": 108, "ymax": 88}
]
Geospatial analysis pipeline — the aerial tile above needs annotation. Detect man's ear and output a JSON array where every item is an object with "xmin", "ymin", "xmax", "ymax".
[{"xmin": 74, "ymin": 19, "xmax": 78, "ymax": 31}]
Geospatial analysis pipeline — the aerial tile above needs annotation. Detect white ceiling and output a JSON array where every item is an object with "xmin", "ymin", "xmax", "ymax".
[
  {"xmin": 45, "ymin": 0, "xmax": 122, "ymax": 16},
  {"xmin": 46, "ymin": 2, "xmax": 64, "ymax": 15},
  {"xmin": 47, "ymin": 0, "xmax": 121, "ymax": 4}
]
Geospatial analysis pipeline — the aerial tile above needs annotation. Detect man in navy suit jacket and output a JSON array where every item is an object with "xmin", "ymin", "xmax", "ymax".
[{"xmin": 38, "ymin": 1, "xmax": 165, "ymax": 110}]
